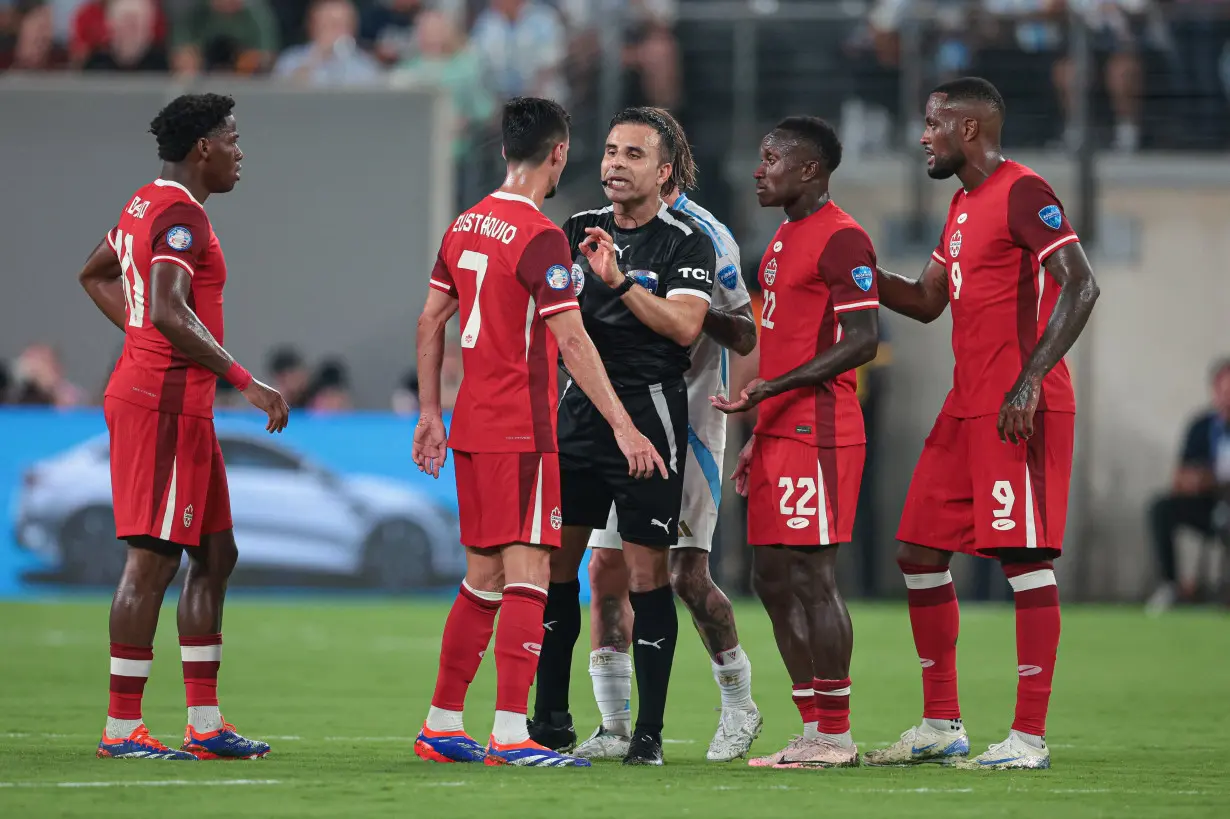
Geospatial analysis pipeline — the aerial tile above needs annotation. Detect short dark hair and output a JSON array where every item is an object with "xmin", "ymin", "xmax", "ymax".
[
  {"xmin": 774, "ymin": 116, "xmax": 843, "ymax": 174},
  {"xmin": 608, "ymin": 107, "xmax": 686, "ymax": 179},
  {"xmin": 268, "ymin": 346, "xmax": 304, "ymax": 375},
  {"xmin": 502, "ymin": 97, "xmax": 570, "ymax": 164},
  {"xmin": 931, "ymin": 76, "xmax": 1006, "ymax": 116},
  {"xmin": 149, "ymin": 93, "xmax": 236, "ymax": 163}
]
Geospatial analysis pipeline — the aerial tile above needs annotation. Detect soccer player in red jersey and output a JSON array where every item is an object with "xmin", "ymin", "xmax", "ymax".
[
  {"xmin": 411, "ymin": 97, "xmax": 665, "ymax": 768},
  {"xmin": 863, "ymin": 78, "xmax": 1100, "ymax": 770},
  {"xmin": 713, "ymin": 117, "xmax": 881, "ymax": 769},
  {"xmin": 77, "ymin": 94, "xmax": 289, "ymax": 761}
]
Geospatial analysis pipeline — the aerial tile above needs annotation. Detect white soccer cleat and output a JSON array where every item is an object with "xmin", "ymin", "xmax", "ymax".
[
  {"xmin": 956, "ymin": 732, "xmax": 1051, "ymax": 770},
  {"xmin": 773, "ymin": 737, "xmax": 859, "ymax": 769},
  {"xmin": 862, "ymin": 721, "xmax": 970, "ymax": 767},
  {"xmin": 572, "ymin": 725, "xmax": 630, "ymax": 760},
  {"xmin": 706, "ymin": 705, "xmax": 763, "ymax": 762}
]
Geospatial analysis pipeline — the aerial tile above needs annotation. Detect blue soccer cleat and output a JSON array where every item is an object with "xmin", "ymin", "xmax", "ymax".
[
  {"xmin": 484, "ymin": 736, "xmax": 592, "ymax": 767},
  {"xmin": 414, "ymin": 724, "xmax": 487, "ymax": 763},
  {"xmin": 863, "ymin": 721, "xmax": 970, "ymax": 766},
  {"xmin": 97, "ymin": 724, "xmax": 197, "ymax": 760},
  {"xmin": 181, "ymin": 719, "xmax": 270, "ymax": 759}
]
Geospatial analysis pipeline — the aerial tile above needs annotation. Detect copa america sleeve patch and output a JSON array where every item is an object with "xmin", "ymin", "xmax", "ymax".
[
  {"xmin": 546, "ymin": 264, "xmax": 571, "ymax": 290},
  {"xmin": 1038, "ymin": 205, "xmax": 1063, "ymax": 230},
  {"xmin": 851, "ymin": 266, "xmax": 874, "ymax": 292},
  {"xmin": 718, "ymin": 264, "xmax": 739, "ymax": 290},
  {"xmin": 165, "ymin": 225, "xmax": 193, "ymax": 250}
]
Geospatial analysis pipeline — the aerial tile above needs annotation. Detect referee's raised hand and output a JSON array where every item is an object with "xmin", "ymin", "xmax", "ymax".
[{"xmin": 614, "ymin": 424, "xmax": 668, "ymax": 480}]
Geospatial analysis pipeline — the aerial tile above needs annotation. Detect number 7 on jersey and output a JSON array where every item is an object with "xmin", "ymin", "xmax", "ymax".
[{"xmin": 458, "ymin": 250, "xmax": 488, "ymax": 349}]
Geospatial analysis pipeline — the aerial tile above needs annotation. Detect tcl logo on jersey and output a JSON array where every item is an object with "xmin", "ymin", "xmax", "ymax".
[
  {"xmin": 949, "ymin": 230, "xmax": 963, "ymax": 259},
  {"xmin": 679, "ymin": 266, "xmax": 713, "ymax": 284},
  {"xmin": 764, "ymin": 258, "xmax": 778, "ymax": 286}
]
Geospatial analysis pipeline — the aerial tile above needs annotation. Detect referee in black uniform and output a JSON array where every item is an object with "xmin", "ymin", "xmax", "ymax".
[{"xmin": 530, "ymin": 108, "xmax": 717, "ymax": 766}]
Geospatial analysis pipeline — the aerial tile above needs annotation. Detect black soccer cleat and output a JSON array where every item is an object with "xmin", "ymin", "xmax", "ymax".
[
  {"xmin": 622, "ymin": 731, "xmax": 664, "ymax": 766},
  {"xmin": 526, "ymin": 711, "xmax": 577, "ymax": 753}
]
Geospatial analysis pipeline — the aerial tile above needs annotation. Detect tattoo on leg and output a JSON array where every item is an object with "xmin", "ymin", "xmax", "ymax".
[
  {"xmin": 598, "ymin": 595, "xmax": 628, "ymax": 652},
  {"xmin": 676, "ymin": 572, "xmax": 739, "ymax": 656}
]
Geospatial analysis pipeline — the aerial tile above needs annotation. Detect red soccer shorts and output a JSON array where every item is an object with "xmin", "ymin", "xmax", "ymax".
[
  {"xmin": 104, "ymin": 397, "xmax": 232, "ymax": 548},
  {"xmin": 897, "ymin": 411, "xmax": 1074, "ymax": 556},
  {"xmin": 747, "ymin": 436, "xmax": 865, "ymax": 547},
  {"xmin": 453, "ymin": 451, "xmax": 562, "ymax": 549}
]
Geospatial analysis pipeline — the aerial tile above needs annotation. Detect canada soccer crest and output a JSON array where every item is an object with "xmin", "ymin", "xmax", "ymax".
[
  {"xmin": 550, "ymin": 506, "xmax": 562, "ymax": 531},
  {"xmin": 182, "ymin": 504, "xmax": 194, "ymax": 529},
  {"xmin": 948, "ymin": 229, "xmax": 963, "ymax": 259},
  {"xmin": 764, "ymin": 258, "xmax": 778, "ymax": 286}
]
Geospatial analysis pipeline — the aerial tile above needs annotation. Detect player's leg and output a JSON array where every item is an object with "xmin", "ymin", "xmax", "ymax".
[
  {"xmin": 866, "ymin": 416, "xmax": 973, "ymax": 767},
  {"xmin": 574, "ymin": 509, "xmax": 635, "ymax": 760},
  {"xmin": 98, "ymin": 397, "xmax": 196, "ymax": 760},
  {"xmin": 959, "ymin": 412, "xmax": 1072, "ymax": 770},
  {"xmin": 668, "ymin": 442, "xmax": 760, "ymax": 760},
  {"xmin": 621, "ymin": 539, "xmax": 675, "ymax": 766},
  {"xmin": 483, "ymin": 454, "xmax": 589, "ymax": 768},
  {"xmin": 416, "ymin": 451, "xmax": 503, "ymax": 763},
  {"xmin": 671, "ymin": 548, "xmax": 760, "ymax": 762},
  {"xmin": 176, "ymin": 429, "xmax": 269, "ymax": 759}
]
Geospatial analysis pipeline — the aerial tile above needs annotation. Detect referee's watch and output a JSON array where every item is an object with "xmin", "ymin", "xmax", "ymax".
[{"xmin": 613, "ymin": 275, "xmax": 636, "ymax": 296}]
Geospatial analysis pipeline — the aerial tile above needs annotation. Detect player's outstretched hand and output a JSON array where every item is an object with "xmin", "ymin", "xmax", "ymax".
[
  {"xmin": 579, "ymin": 227, "xmax": 623, "ymax": 287},
  {"xmin": 710, "ymin": 377, "xmax": 771, "ymax": 415},
  {"xmin": 241, "ymin": 379, "xmax": 289, "ymax": 433},
  {"xmin": 997, "ymin": 375, "xmax": 1042, "ymax": 445},
  {"xmin": 614, "ymin": 425, "xmax": 668, "ymax": 481},
  {"xmin": 412, "ymin": 414, "xmax": 449, "ymax": 479},
  {"xmin": 731, "ymin": 435, "xmax": 755, "ymax": 498}
]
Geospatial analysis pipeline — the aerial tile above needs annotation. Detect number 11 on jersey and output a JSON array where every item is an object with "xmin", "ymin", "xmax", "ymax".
[{"xmin": 458, "ymin": 250, "xmax": 488, "ymax": 349}]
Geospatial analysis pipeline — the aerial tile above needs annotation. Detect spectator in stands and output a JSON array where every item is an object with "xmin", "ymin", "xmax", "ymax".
[
  {"xmin": 69, "ymin": 0, "xmax": 168, "ymax": 67},
  {"xmin": 391, "ymin": 368, "xmax": 419, "ymax": 415},
  {"xmin": 83, "ymin": 0, "xmax": 169, "ymax": 72},
  {"xmin": 1, "ymin": 1, "xmax": 68, "ymax": 70},
  {"xmin": 1146, "ymin": 358, "xmax": 1230, "ymax": 612},
  {"xmin": 1168, "ymin": 0, "xmax": 1230, "ymax": 148},
  {"xmin": 0, "ymin": 358, "xmax": 10, "ymax": 403},
  {"xmin": 360, "ymin": 0, "xmax": 421, "ymax": 65},
  {"xmin": 621, "ymin": 0, "xmax": 681, "ymax": 108},
  {"xmin": 306, "ymin": 357, "xmax": 353, "ymax": 412},
  {"xmin": 1052, "ymin": 0, "xmax": 1161, "ymax": 152},
  {"xmin": 273, "ymin": 0, "xmax": 381, "ymax": 85},
  {"xmin": 390, "ymin": 9, "xmax": 493, "ymax": 157},
  {"xmin": 469, "ymin": 0, "xmax": 566, "ymax": 103},
  {"xmin": 171, "ymin": 0, "xmax": 279, "ymax": 76},
  {"xmin": 973, "ymin": 0, "xmax": 1066, "ymax": 147},
  {"xmin": 268, "ymin": 345, "xmax": 311, "ymax": 409},
  {"xmin": 10, "ymin": 343, "xmax": 84, "ymax": 407}
]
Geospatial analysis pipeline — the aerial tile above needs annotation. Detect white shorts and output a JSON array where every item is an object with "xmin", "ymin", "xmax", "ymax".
[{"xmin": 588, "ymin": 438, "xmax": 723, "ymax": 552}]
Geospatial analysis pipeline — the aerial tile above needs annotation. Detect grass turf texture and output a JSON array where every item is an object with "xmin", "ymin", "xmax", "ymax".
[{"xmin": 1, "ymin": 599, "xmax": 1227, "ymax": 817}]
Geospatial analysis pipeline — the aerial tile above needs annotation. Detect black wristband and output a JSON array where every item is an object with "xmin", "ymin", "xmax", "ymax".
[{"xmin": 614, "ymin": 276, "xmax": 636, "ymax": 296}]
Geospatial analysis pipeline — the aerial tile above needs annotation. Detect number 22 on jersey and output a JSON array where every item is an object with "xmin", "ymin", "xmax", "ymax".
[
  {"xmin": 761, "ymin": 289, "xmax": 778, "ymax": 329},
  {"xmin": 457, "ymin": 250, "xmax": 489, "ymax": 349}
]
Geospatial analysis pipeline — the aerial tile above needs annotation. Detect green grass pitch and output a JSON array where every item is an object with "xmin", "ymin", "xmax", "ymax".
[{"xmin": 1, "ymin": 598, "xmax": 1227, "ymax": 817}]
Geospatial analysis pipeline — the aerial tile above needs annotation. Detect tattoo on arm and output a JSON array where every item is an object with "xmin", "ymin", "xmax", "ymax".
[
  {"xmin": 702, "ymin": 301, "xmax": 757, "ymax": 356},
  {"xmin": 1020, "ymin": 243, "xmax": 1100, "ymax": 382}
]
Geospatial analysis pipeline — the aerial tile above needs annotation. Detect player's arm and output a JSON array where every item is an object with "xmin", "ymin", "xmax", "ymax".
[
  {"xmin": 147, "ymin": 205, "xmax": 287, "ymax": 430},
  {"xmin": 78, "ymin": 231, "xmax": 126, "ymax": 330},
  {"xmin": 580, "ymin": 226, "xmax": 714, "ymax": 347},
  {"xmin": 875, "ymin": 256, "xmax": 949, "ymax": 323},
  {"xmin": 412, "ymin": 279, "xmax": 459, "ymax": 479},
  {"xmin": 703, "ymin": 301, "xmax": 757, "ymax": 356},
  {"xmin": 998, "ymin": 177, "xmax": 1101, "ymax": 443}
]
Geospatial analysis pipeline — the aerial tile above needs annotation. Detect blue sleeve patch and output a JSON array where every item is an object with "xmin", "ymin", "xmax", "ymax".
[
  {"xmin": 851, "ymin": 266, "xmax": 873, "ymax": 292},
  {"xmin": 1038, "ymin": 205, "xmax": 1062, "ymax": 230},
  {"xmin": 717, "ymin": 264, "xmax": 739, "ymax": 290},
  {"xmin": 546, "ymin": 264, "xmax": 571, "ymax": 290}
]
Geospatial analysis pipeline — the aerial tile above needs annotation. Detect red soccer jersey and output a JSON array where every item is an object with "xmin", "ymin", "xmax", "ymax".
[
  {"xmin": 429, "ymin": 191, "xmax": 580, "ymax": 453},
  {"xmin": 104, "ymin": 179, "xmax": 226, "ymax": 419},
  {"xmin": 931, "ymin": 160, "xmax": 1080, "ymax": 418},
  {"xmin": 753, "ymin": 202, "xmax": 880, "ymax": 447}
]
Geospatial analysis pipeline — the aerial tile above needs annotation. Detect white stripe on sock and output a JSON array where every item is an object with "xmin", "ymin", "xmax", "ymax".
[
  {"xmin": 462, "ymin": 580, "xmax": 503, "ymax": 602},
  {"xmin": 1008, "ymin": 569, "xmax": 1056, "ymax": 592},
  {"xmin": 110, "ymin": 658, "xmax": 152, "ymax": 677},
  {"xmin": 817, "ymin": 687, "xmax": 851, "ymax": 697},
  {"xmin": 180, "ymin": 644, "xmax": 221, "ymax": 663},
  {"xmin": 904, "ymin": 571, "xmax": 953, "ymax": 590}
]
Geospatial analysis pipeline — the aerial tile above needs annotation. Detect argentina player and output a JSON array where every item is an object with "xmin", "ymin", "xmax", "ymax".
[
  {"xmin": 530, "ymin": 107, "xmax": 722, "ymax": 766},
  {"xmin": 574, "ymin": 110, "xmax": 762, "ymax": 763}
]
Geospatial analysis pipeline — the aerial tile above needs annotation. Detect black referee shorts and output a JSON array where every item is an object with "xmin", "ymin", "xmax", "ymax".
[{"xmin": 557, "ymin": 378, "xmax": 688, "ymax": 548}]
